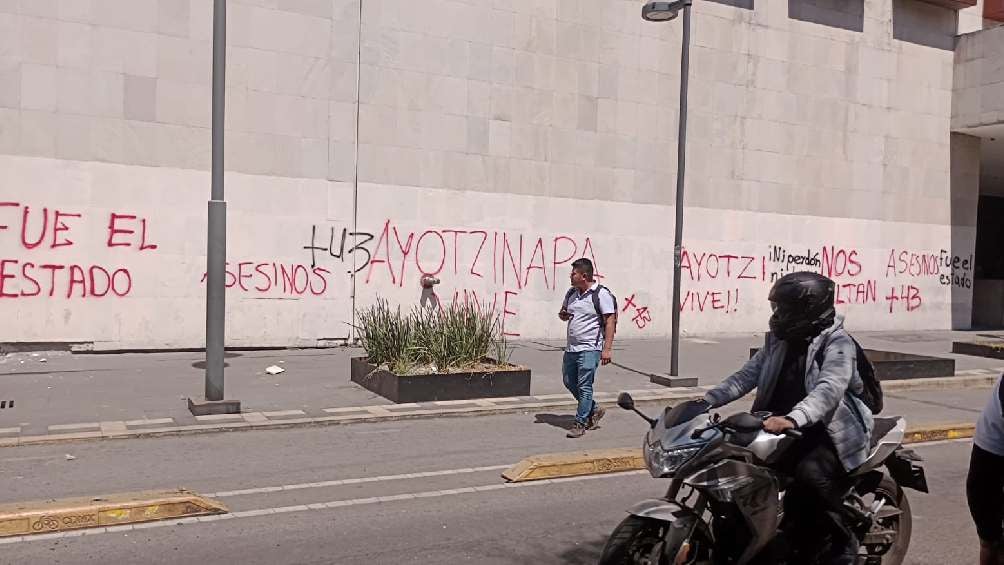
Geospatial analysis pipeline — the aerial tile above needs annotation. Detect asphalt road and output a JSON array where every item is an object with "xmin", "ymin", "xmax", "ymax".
[{"xmin": 0, "ymin": 390, "xmax": 991, "ymax": 564}]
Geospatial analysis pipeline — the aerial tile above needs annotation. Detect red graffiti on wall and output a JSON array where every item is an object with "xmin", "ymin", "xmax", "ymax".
[
  {"xmin": 679, "ymin": 288, "xmax": 741, "ymax": 314},
  {"xmin": 679, "ymin": 244, "xmax": 932, "ymax": 315},
  {"xmin": 199, "ymin": 262, "xmax": 333, "ymax": 296},
  {"xmin": 680, "ymin": 249, "xmax": 761, "ymax": 282},
  {"xmin": 622, "ymin": 293, "xmax": 653, "ymax": 329},
  {"xmin": 362, "ymin": 220, "xmax": 603, "ymax": 292},
  {"xmin": 821, "ymin": 246, "xmax": 862, "ymax": 278},
  {"xmin": 835, "ymin": 280, "xmax": 878, "ymax": 305},
  {"xmin": 0, "ymin": 202, "xmax": 156, "ymax": 299},
  {"xmin": 0, "ymin": 261, "xmax": 132, "ymax": 298},
  {"xmin": 885, "ymin": 284, "xmax": 922, "ymax": 313},
  {"xmin": 447, "ymin": 287, "xmax": 521, "ymax": 337}
]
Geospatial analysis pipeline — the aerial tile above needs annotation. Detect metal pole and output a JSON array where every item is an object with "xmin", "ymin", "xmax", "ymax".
[
  {"xmin": 670, "ymin": 1, "xmax": 691, "ymax": 377},
  {"xmin": 205, "ymin": 0, "xmax": 227, "ymax": 401}
]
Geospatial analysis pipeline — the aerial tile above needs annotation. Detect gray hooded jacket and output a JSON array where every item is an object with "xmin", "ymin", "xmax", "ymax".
[{"xmin": 703, "ymin": 315, "xmax": 874, "ymax": 471}]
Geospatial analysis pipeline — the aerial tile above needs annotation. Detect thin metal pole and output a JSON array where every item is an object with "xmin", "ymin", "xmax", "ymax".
[
  {"xmin": 350, "ymin": 0, "xmax": 363, "ymax": 343},
  {"xmin": 205, "ymin": 0, "xmax": 227, "ymax": 400},
  {"xmin": 670, "ymin": 1, "xmax": 691, "ymax": 377}
]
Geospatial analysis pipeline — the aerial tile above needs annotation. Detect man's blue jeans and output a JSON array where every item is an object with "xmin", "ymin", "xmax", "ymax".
[{"xmin": 562, "ymin": 350, "xmax": 600, "ymax": 425}]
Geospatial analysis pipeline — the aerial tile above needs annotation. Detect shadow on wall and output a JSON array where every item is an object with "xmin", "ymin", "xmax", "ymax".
[
  {"xmin": 950, "ymin": 133, "xmax": 982, "ymax": 330},
  {"xmin": 706, "ymin": 0, "xmax": 754, "ymax": 9},
  {"xmin": 789, "ymin": 0, "xmax": 864, "ymax": 32},
  {"xmin": 893, "ymin": 0, "xmax": 958, "ymax": 51}
]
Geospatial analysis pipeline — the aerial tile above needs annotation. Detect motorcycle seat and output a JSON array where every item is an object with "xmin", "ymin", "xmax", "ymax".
[{"xmin": 870, "ymin": 417, "xmax": 901, "ymax": 449}]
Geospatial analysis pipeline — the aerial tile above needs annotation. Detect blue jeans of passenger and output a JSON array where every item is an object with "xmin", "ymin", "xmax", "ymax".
[{"xmin": 562, "ymin": 351, "xmax": 600, "ymax": 425}]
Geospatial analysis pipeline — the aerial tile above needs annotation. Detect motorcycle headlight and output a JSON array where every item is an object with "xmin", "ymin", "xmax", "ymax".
[{"xmin": 643, "ymin": 441, "xmax": 702, "ymax": 477}]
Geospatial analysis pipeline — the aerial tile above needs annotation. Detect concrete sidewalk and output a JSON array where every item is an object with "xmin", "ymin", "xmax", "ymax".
[{"xmin": 0, "ymin": 329, "xmax": 1002, "ymax": 439}]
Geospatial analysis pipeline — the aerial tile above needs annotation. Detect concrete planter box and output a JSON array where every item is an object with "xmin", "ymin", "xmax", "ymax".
[
  {"xmin": 350, "ymin": 357, "xmax": 531, "ymax": 404},
  {"xmin": 749, "ymin": 348, "xmax": 955, "ymax": 380},
  {"xmin": 953, "ymin": 342, "xmax": 1004, "ymax": 361}
]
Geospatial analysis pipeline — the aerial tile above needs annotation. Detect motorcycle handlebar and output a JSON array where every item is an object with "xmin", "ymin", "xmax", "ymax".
[{"xmin": 691, "ymin": 413, "xmax": 804, "ymax": 440}]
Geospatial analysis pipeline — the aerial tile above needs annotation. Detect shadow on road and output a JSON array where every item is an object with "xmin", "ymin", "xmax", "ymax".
[
  {"xmin": 534, "ymin": 413, "xmax": 576, "ymax": 430},
  {"xmin": 556, "ymin": 536, "xmax": 607, "ymax": 564},
  {"xmin": 190, "ymin": 352, "xmax": 244, "ymax": 369}
]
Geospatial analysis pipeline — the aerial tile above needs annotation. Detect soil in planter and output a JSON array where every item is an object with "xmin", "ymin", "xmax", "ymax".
[
  {"xmin": 953, "ymin": 341, "xmax": 1004, "ymax": 360},
  {"xmin": 376, "ymin": 360, "xmax": 527, "ymax": 376}
]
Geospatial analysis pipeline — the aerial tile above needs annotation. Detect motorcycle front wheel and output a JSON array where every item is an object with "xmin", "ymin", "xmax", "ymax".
[{"xmin": 599, "ymin": 515, "xmax": 711, "ymax": 565}]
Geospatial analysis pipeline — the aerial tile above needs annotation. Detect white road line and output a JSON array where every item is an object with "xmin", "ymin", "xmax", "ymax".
[
  {"xmin": 194, "ymin": 414, "xmax": 244, "ymax": 422},
  {"xmin": 262, "ymin": 410, "xmax": 308, "ymax": 418},
  {"xmin": 0, "ymin": 470, "xmax": 646, "ymax": 545},
  {"xmin": 48, "ymin": 422, "xmax": 100, "ymax": 432},
  {"xmin": 125, "ymin": 418, "xmax": 175, "ymax": 427},
  {"xmin": 100, "ymin": 421, "xmax": 128, "ymax": 434},
  {"xmin": 207, "ymin": 464, "xmax": 513, "ymax": 498}
]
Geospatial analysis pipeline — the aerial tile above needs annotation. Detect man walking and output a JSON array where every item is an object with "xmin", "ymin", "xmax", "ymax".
[
  {"xmin": 558, "ymin": 258, "xmax": 617, "ymax": 439},
  {"xmin": 968, "ymin": 373, "xmax": 1004, "ymax": 565}
]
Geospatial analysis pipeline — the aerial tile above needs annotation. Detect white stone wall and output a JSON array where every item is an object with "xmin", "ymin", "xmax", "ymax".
[
  {"xmin": 954, "ymin": 22, "xmax": 1004, "ymax": 130},
  {"xmin": 959, "ymin": 0, "xmax": 987, "ymax": 34},
  {"xmin": 0, "ymin": 0, "xmax": 982, "ymax": 349}
]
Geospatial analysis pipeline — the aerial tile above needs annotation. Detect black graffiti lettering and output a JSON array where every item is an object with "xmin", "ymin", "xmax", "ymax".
[
  {"xmin": 304, "ymin": 225, "xmax": 375, "ymax": 273},
  {"xmin": 328, "ymin": 227, "xmax": 348, "ymax": 260},
  {"xmin": 348, "ymin": 232, "xmax": 375, "ymax": 273},
  {"xmin": 303, "ymin": 225, "xmax": 326, "ymax": 268}
]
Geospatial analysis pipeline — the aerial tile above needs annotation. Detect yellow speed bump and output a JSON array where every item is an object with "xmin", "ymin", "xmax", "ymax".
[
  {"xmin": 0, "ymin": 489, "xmax": 227, "ymax": 538},
  {"xmin": 903, "ymin": 423, "xmax": 975, "ymax": 444},
  {"xmin": 501, "ymin": 447, "xmax": 643, "ymax": 482},
  {"xmin": 503, "ymin": 422, "xmax": 978, "ymax": 483}
]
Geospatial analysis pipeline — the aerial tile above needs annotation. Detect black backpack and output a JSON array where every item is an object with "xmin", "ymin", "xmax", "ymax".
[
  {"xmin": 563, "ymin": 285, "xmax": 618, "ymax": 332},
  {"xmin": 814, "ymin": 335, "xmax": 883, "ymax": 414}
]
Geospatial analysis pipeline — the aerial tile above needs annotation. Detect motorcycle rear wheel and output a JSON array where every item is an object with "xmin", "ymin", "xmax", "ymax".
[{"xmin": 863, "ymin": 475, "xmax": 912, "ymax": 564}]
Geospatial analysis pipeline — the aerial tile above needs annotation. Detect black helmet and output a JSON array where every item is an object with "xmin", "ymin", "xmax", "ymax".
[{"xmin": 768, "ymin": 272, "xmax": 836, "ymax": 341}]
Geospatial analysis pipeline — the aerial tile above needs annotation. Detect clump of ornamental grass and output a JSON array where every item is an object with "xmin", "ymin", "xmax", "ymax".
[{"xmin": 355, "ymin": 298, "xmax": 514, "ymax": 375}]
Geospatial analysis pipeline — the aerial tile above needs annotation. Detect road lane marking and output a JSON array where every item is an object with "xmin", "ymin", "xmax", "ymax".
[
  {"xmin": 207, "ymin": 464, "xmax": 513, "ymax": 497},
  {"xmin": 0, "ymin": 470, "xmax": 647, "ymax": 545}
]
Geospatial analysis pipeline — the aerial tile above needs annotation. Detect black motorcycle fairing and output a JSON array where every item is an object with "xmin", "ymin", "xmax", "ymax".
[
  {"xmin": 625, "ymin": 498, "xmax": 704, "ymax": 562},
  {"xmin": 685, "ymin": 459, "xmax": 780, "ymax": 564},
  {"xmin": 886, "ymin": 448, "xmax": 929, "ymax": 493},
  {"xmin": 662, "ymin": 399, "xmax": 711, "ymax": 429},
  {"xmin": 627, "ymin": 499, "xmax": 693, "ymax": 523}
]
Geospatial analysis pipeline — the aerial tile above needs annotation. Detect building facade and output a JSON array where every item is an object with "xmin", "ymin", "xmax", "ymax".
[{"xmin": 0, "ymin": 0, "xmax": 1002, "ymax": 350}]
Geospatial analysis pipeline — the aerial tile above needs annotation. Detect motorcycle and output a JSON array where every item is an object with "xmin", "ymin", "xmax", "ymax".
[{"xmin": 599, "ymin": 393, "xmax": 929, "ymax": 565}]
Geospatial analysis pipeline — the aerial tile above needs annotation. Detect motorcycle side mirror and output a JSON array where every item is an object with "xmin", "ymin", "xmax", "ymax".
[
  {"xmin": 723, "ymin": 412, "xmax": 764, "ymax": 433},
  {"xmin": 617, "ymin": 392, "xmax": 658, "ymax": 428},
  {"xmin": 617, "ymin": 392, "xmax": 635, "ymax": 411}
]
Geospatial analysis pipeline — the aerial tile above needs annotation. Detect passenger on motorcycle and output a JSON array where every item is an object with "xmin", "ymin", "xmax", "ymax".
[{"xmin": 702, "ymin": 271, "xmax": 874, "ymax": 565}]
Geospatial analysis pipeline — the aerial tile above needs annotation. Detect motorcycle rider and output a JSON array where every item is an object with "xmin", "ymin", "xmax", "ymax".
[{"xmin": 702, "ymin": 271, "xmax": 874, "ymax": 564}]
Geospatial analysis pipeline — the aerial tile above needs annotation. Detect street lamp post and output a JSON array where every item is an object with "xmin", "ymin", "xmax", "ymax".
[
  {"xmin": 642, "ymin": 0, "xmax": 692, "ymax": 378},
  {"xmin": 189, "ymin": 0, "xmax": 240, "ymax": 416}
]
